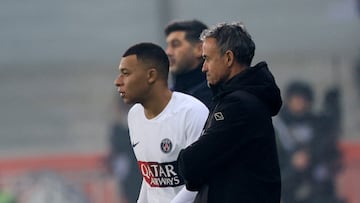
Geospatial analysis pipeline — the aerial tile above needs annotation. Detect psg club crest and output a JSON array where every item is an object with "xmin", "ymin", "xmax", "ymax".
[{"xmin": 160, "ymin": 138, "xmax": 172, "ymax": 153}]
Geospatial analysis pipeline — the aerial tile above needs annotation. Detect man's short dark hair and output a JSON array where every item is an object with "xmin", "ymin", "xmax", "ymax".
[
  {"xmin": 123, "ymin": 42, "xmax": 169, "ymax": 80},
  {"xmin": 164, "ymin": 19, "xmax": 208, "ymax": 44},
  {"xmin": 285, "ymin": 80, "xmax": 314, "ymax": 103}
]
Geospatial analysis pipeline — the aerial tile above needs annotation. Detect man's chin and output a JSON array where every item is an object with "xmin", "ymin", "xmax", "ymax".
[
  {"xmin": 169, "ymin": 67, "xmax": 178, "ymax": 75},
  {"xmin": 122, "ymin": 98, "xmax": 133, "ymax": 105},
  {"xmin": 207, "ymin": 82, "xmax": 218, "ymax": 89}
]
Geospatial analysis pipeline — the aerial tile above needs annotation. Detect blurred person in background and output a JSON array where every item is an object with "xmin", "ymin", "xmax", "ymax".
[
  {"xmin": 107, "ymin": 96, "xmax": 142, "ymax": 203},
  {"xmin": 165, "ymin": 19, "xmax": 213, "ymax": 109},
  {"xmin": 274, "ymin": 80, "xmax": 344, "ymax": 203},
  {"xmin": 114, "ymin": 42, "xmax": 209, "ymax": 203},
  {"xmin": 177, "ymin": 22, "xmax": 282, "ymax": 203}
]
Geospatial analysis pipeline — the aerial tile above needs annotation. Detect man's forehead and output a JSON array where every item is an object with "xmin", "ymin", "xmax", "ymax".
[
  {"xmin": 204, "ymin": 37, "xmax": 217, "ymax": 45},
  {"xmin": 119, "ymin": 55, "xmax": 137, "ymax": 68},
  {"xmin": 166, "ymin": 31, "xmax": 186, "ymax": 41},
  {"xmin": 203, "ymin": 38, "xmax": 218, "ymax": 49}
]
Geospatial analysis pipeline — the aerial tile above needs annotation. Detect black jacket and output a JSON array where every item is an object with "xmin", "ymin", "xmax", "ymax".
[
  {"xmin": 177, "ymin": 62, "xmax": 282, "ymax": 203},
  {"xmin": 172, "ymin": 63, "xmax": 213, "ymax": 109}
]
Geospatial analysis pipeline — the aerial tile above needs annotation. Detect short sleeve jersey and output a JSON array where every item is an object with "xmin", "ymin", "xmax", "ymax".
[{"xmin": 128, "ymin": 92, "xmax": 209, "ymax": 203}]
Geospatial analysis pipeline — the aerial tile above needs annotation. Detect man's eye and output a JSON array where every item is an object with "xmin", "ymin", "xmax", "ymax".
[{"xmin": 172, "ymin": 41, "xmax": 180, "ymax": 48}]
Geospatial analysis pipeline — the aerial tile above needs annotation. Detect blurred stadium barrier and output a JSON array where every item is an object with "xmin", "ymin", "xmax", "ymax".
[
  {"xmin": 338, "ymin": 141, "xmax": 360, "ymax": 203},
  {"xmin": 0, "ymin": 142, "xmax": 359, "ymax": 203},
  {"xmin": 0, "ymin": 153, "xmax": 124, "ymax": 203}
]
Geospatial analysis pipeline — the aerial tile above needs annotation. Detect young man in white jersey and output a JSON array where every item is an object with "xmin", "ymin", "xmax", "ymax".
[{"xmin": 114, "ymin": 42, "xmax": 209, "ymax": 203}]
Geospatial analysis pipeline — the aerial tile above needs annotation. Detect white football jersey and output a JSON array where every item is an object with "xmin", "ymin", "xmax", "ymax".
[{"xmin": 128, "ymin": 92, "xmax": 209, "ymax": 203}]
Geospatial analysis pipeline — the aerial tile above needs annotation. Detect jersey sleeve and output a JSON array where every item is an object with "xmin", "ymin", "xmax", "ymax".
[{"xmin": 136, "ymin": 181, "xmax": 147, "ymax": 203}]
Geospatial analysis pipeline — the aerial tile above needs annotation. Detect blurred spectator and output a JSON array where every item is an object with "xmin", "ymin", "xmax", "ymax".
[
  {"xmin": 274, "ymin": 80, "xmax": 344, "ymax": 203},
  {"xmin": 107, "ymin": 96, "xmax": 141, "ymax": 203},
  {"xmin": 164, "ymin": 19, "xmax": 213, "ymax": 109}
]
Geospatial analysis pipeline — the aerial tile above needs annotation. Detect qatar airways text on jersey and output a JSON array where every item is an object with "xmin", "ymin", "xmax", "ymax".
[{"xmin": 138, "ymin": 161, "xmax": 184, "ymax": 187}]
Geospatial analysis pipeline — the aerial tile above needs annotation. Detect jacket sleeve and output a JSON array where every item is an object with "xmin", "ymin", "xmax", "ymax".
[
  {"xmin": 178, "ymin": 96, "xmax": 266, "ymax": 191},
  {"xmin": 170, "ymin": 186, "xmax": 197, "ymax": 203}
]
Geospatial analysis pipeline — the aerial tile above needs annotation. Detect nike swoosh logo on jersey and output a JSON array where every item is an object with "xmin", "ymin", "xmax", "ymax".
[{"xmin": 132, "ymin": 142, "xmax": 139, "ymax": 148}]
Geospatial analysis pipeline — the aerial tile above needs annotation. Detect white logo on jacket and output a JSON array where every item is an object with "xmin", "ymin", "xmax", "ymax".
[{"xmin": 214, "ymin": 112, "xmax": 224, "ymax": 121}]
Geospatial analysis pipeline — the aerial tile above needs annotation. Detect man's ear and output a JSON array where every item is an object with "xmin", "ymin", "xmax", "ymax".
[
  {"xmin": 148, "ymin": 68, "xmax": 157, "ymax": 84},
  {"xmin": 224, "ymin": 50, "xmax": 234, "ymax": 67},
  {"xmin": 193, "ymin": 42, "xmax": 203, "ymax": 58}
]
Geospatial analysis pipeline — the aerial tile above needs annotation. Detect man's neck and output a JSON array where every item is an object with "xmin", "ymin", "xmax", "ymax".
[
  {"xmin": 173, "ymin": 63, "xmax": 205, "ymax": 91},
  {"xmin": 143, "ymin": 88, "xmax": 172, "ymax": 119}
]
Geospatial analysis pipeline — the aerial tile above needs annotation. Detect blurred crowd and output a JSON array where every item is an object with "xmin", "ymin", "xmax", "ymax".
[{"xmin": 273, "ymin": 80, "xmax": 345, "ymax": 203}]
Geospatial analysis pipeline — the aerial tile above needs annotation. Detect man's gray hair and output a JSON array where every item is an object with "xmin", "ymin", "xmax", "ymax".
[{"xmin": 200, "ymin": 22, "xmax": 255, "ymax": 66}]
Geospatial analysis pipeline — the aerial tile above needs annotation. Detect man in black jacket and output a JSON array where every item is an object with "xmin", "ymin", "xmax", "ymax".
[
  {"xmin": 165, "ymin": 19, "xmax": 213, "ymax": 108},
  {"xmin": 177, "ymin": 22, "xmax": 283, "ymax": 203}
]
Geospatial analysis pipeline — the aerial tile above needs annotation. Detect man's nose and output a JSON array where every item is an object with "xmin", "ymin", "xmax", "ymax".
[
  {"xmin": 165, "ymin": 47, "xmax": 172, "ymax": 56},
  {"xmin": 114, "ymin": 75, "xmax": 122, "ymax": 86},
  {"xmin": 202, "ymin": 64, "xmax": 207, "ymax": 73}
]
